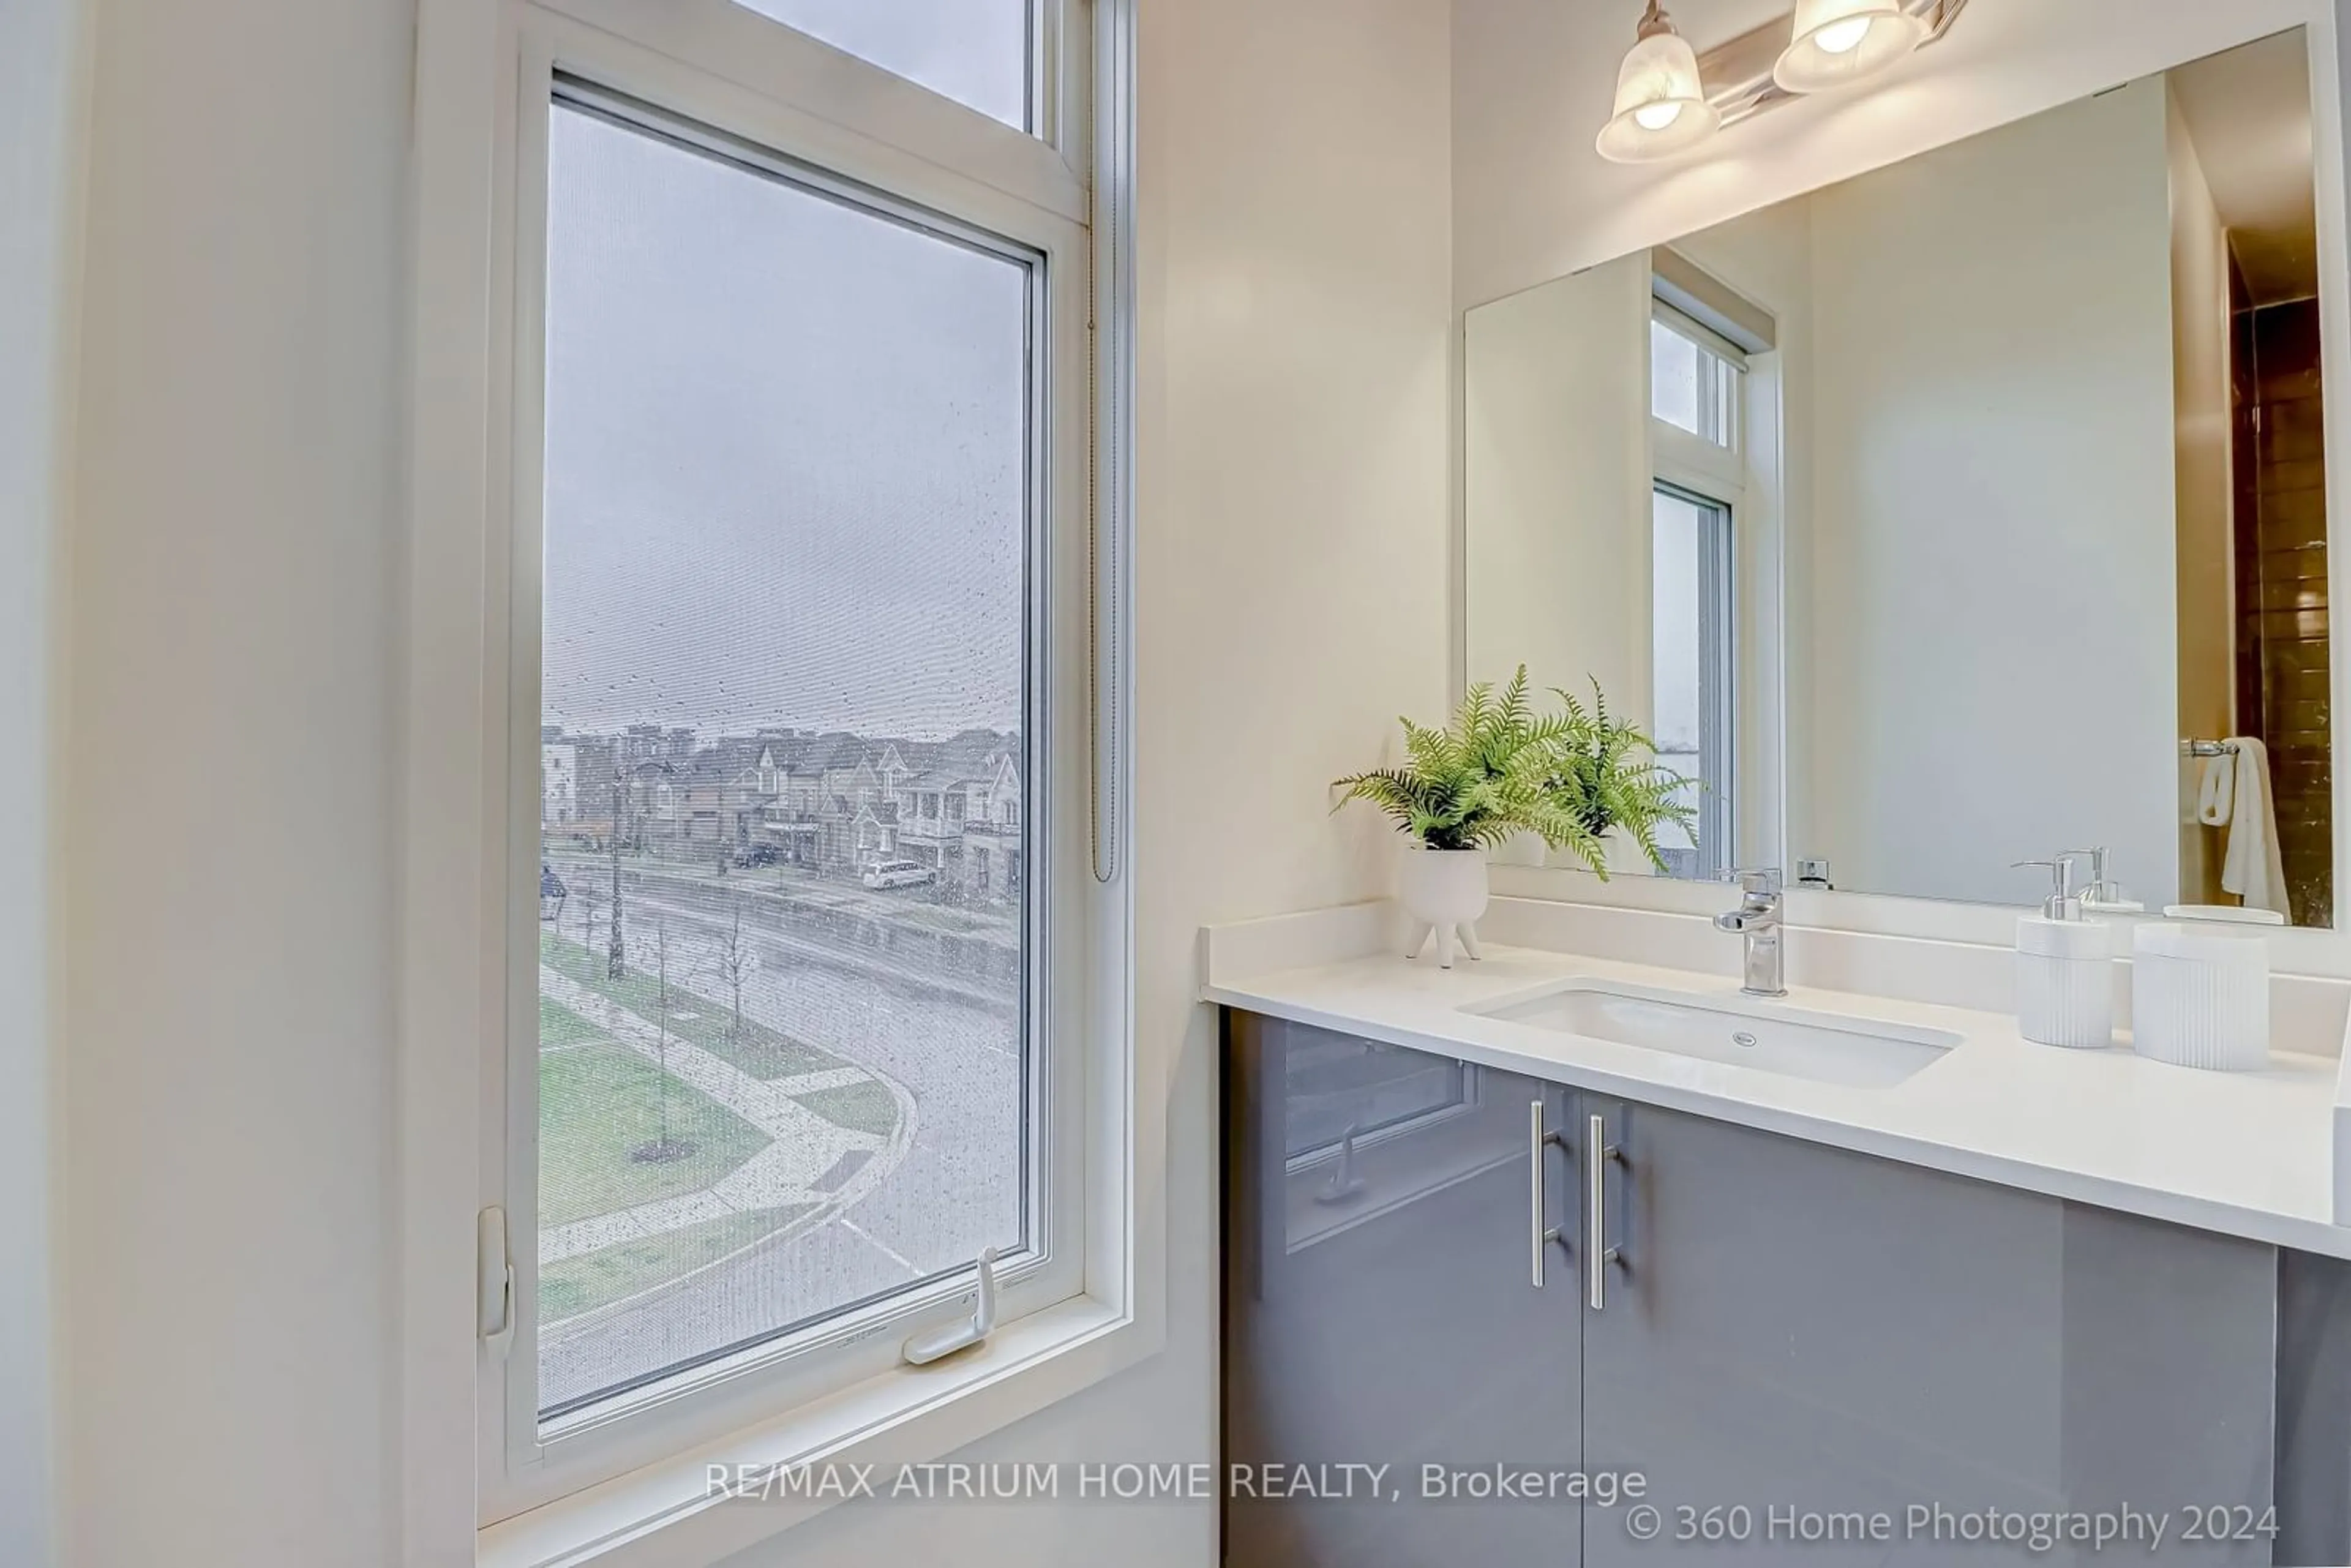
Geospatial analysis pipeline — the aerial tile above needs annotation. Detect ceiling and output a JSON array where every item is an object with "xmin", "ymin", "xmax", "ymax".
[{"xmin": 2168, "ymin": 28, "xmax": 2318, "ymax": 306}]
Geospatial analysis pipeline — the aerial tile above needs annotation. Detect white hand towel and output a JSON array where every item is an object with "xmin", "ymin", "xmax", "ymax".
[
  {"xmin": 2218, "ymin": 737, "xmax": 2292, "ymax": 916},
  {"xmin": 2197, "ymin": 753, "xmax": 2234, "ymax": 827}
]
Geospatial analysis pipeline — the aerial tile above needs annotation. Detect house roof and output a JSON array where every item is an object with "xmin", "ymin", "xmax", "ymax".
[
  {"xmin": 760, "ymin": 731, "xmax": 874, "ymax": 776},
  {"xmin": 557, "ymin": 726, "xmax": 1021, "ymax": 789},
  {"xmin": 902, "ymin": 730, "xmax": 1019, "ymax": 792},
  {"xmin": 679, "ymin": 737, "xmax": 769, "ymax": 787}
]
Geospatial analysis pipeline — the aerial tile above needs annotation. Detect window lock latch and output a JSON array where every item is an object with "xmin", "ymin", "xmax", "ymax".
[
  {"xmin": 479, "ymin": 1205, "xmax": 517, "ymax": 1359},
  {"xmin": 901, "ymin": 1247, "xmax": 999, "ymax": 1366}
]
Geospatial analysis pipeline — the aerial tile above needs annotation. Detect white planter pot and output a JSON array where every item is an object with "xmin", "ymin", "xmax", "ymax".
[{"xmin": 1398, "ymin": 845, "xmax": 1490, "ymax": 969}]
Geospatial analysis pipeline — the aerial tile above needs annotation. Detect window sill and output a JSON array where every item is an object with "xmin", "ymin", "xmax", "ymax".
[{"xmin": 479, "ymin": 1296, "xmax": 1152, "ymax": 1568}]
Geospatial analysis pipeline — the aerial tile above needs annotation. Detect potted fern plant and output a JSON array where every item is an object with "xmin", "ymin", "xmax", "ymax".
[{"xmin": 1333, "ymin": 668, "xmax": 1695, "ymax": 966}]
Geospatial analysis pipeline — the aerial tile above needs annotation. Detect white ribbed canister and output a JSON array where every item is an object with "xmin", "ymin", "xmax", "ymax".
[
  {"xmin": 2015, "ymin": 915, "xmax": 2115, "ymax": 1049},
  {"xmin": 2129, "ymin": 922, "xmax": 2270, "ymax": 1072}
]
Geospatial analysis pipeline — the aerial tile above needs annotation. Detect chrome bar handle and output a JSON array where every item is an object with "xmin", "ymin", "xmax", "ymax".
[
  {"xmin": 1586, "ymin": 1112, "xmax": 1621, "ymax": 1310},
  {"xmin": 1529, "ymin": 1100, "xmax": 1564, "ymax": 1288}
]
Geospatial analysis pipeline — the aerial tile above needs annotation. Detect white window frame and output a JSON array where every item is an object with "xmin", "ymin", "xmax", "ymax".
[
  {"xmin": 399, "ymin": 3, "xmax": 1145, "ymax": 1565},
  {"xmin": 1649, "ymin": 302, "xmax": 1747, "ymax": 490},
  {"xmin": 1648, "ymin": 303, "xmax": 1745, "ymax": 880},
  {"xmin": 1649, "ymin": 480, "xmax": 1738, "ymax": 879}
]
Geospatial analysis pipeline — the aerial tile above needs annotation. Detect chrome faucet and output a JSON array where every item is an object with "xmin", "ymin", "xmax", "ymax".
[{"xmin": 1713, "ymin": 868, "xmax": 1788, "ymax": 997}]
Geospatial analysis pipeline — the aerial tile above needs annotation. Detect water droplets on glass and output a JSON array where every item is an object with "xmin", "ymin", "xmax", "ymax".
[{"xmin": 534, "ymin": 99, "xmax": 1032, "ymax": 1420}]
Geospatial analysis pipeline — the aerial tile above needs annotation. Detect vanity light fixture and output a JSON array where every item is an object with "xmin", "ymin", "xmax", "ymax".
[
  {"xmin": 1597, "ymin": 0, "xmax": 1967, "ymax": 163},
  {"xmin": 1595, "ymin": 0, "xmax": 1722, "ymax": 164},
  {"xmin": 1772, "ymin": 0, "xmax": 1927, "ymax": 93}
]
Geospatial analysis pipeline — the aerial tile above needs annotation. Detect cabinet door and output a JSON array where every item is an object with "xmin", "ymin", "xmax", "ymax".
[
  {"xmin": 1578, "ymin": 1095, "xmax": 2277, "ymax": 1567},
  {"xmin": 1226, "ymin": 1012, "xmax": 1583, "ymax": 1568},
  {"xmin": 2278, "ymin": 1248, "xmax": 2351, "ymax": 1566}
]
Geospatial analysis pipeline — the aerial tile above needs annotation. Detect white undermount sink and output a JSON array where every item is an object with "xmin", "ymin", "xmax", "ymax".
[{"xmin": 1473, "ymin": 981, "xmax": 1959, "ymax": 1089}]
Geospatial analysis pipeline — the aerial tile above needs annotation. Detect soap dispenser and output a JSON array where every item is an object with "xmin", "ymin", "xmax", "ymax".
[
  {"xmin": 2065, "ymin": 845, "xmax": 2146, "ymax": 915},
  {"xmin": 2012, "ymin": 855, "xmax": 2115, "ymax": 1049}
]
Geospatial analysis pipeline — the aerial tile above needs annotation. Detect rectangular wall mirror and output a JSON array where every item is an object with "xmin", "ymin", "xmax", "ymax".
[{"xmin": 1466, "ymin": 27, "xmax": 2340, "ymax": 926}]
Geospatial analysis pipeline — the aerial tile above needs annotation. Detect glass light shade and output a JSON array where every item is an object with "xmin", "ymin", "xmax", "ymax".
[
  {"xmin": 1773, "ymin": 0, "xmax": 1927, "ymax": 94},
  {"xmin": 1596, "ymin": 29, "xmax": 1721, "ymax": 163}
]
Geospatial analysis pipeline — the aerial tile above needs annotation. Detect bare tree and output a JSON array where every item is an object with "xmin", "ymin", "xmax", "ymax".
[
  {"xmin": 713, "ymin": 895, "xmax": 759, "ymax": 1044},
  {"xmin": 576, "ymin": 880, "xmax": 605, "ymax": 956},
  {"xmin": 607, "ymin": 771, "xmax": 628, "ymax": 979},
  {"xmin": 654, "ymin": 915, "xmax": 673, "ymax": 1148},
  {"xmin": 632, "ymin": 913, "xmax": 694, "ymax": 1164}
]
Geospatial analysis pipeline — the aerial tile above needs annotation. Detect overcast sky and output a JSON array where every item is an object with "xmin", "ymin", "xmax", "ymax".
[{"xmin": 541, "ymin": 3, "xmax": 1032, "ymax": 742}]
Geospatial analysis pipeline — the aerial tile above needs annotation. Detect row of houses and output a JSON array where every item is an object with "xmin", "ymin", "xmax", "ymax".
[{"xmin": 541, "ymin": 722, "xmax": 1024, "ymax": 906}]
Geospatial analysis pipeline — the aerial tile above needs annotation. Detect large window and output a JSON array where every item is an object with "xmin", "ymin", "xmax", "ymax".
[
  {"xmin": 1649, "ymin": 304, "xmax": 1744, "ymax": 879},
  {"xmin": 533, "ymin": 91, "xmax": 1040, "ymax": 1419},
  {"xmin": 422, "ymin": 0, "xmax": 1129, "ymax": 1537}
]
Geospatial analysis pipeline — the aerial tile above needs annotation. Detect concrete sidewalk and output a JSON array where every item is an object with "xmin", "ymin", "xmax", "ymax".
[{"xmin": 538, "ymin": 967, "xmax": 918, "ymax": 1267}]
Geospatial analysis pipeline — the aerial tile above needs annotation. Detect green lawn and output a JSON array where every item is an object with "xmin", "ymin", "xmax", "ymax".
[
  {"xmin": 795, "ymin": 1079, "xmax": 900, "ymax": 1138},
  {"xmin": 541, "ymin": 929, "xmax": 842, "ymax": 1080},
  {"xmin": 539, "ymin": 1043, "xmax": 770, "ymax": 1228},
  {"xmin": 539, "ymin": 1202, "xmax": 815, "ymax": 1321},
  {"xmin": 539, "ymin": 996, "xmax": 606, "ymax": 1048}
]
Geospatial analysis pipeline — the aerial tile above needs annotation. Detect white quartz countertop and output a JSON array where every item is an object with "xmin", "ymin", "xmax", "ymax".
[{"xmin": 1204, "ymin": 940, "xmax": 2351, "ymax": 1258}]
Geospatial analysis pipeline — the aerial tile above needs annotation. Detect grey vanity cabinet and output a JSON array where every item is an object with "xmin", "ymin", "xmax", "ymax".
[
  {"xmin": 1228, "ymin": 1011, "xmax": 2325, "ymax": 1567},
  {"xmin": 1577, "ymin": 1095, "xmax": 2277, "ymax": 1567},
  {"xmin": 1224, "ymin": 1011, "xmax": 1586, "ymax": 1567}
]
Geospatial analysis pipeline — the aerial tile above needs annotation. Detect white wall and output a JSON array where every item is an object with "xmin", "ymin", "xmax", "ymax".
[
  {"xmin": 2169, "ymin": 83, "xmax": 2237, "ymax": 905},
  {"xmin": 1802, "ymin": 81, "xmax": 2180, "ymax": 906},
  {"xmin": 1463, "ymin": 253, "xmax": 1649, "ymax": 703},
  {"xmin": 51, "ymin": 1, "xmax": 1452, "ymax": 1566},
  {"xmin": 1128, "ymin": 0, "xmax": 1455, "ymax": 908},
  {"xmin": 1, "ymin": 1, "xmax": 86, "ymax": 1562},
  {"xmin": 61, "ymin": 1, "xmax": 411, "ymax": 1563}
]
